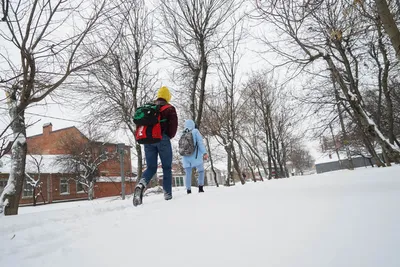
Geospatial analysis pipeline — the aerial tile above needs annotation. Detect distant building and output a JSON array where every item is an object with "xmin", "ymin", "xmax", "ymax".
[
  {"xmin": 0, "ymin": 123, "xmax": 134, "ymax": 205},
  {"xmin": 315, "ymin": 152, "xmax": 376, "ymax": 174}
]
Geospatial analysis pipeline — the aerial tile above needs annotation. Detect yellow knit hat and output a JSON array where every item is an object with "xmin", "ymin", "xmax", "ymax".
[{"xmin": 157, "ymin": 86, "xmax": 171, "ymax": 103}]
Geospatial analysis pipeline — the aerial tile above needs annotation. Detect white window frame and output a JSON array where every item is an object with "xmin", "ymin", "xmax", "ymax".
[
  {"xmin": 0, "ymin": 179, "xmax": 8, "ymax": 195},
  {"xmin": 76, "ymin": 181, "xmax": 85, "ymax": 193},
  {"xmin": 23, "ymin": 179, "xmax": 34, "ymax": 198},
  {"xmin": 174, "ymin": 176, "xmax": 184, "ymax": 187},
  {"xmin": 60, "ymin": 178, "xmax": 70, "ymax": 195}
]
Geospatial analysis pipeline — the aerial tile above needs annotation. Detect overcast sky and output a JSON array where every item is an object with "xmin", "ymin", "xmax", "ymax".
[{"xmin": 0, "ymin": 0, "xmax": 323, "ymax": 165}]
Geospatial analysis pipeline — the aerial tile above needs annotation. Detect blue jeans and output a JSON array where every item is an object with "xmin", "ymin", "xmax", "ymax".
[
  {"xmin": 141, "ymin": 135, "xmax": 173, "ymax": 195},
  {"xmin": 184, "ymin": 164, "xmax": 204, "ymax": 190}
]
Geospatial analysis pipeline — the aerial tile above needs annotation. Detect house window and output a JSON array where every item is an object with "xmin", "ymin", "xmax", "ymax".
[
  {"xmin": 60, "ymin": 178, "xmax": 70, "ymax": 194},
  {"xmin": 23, "ymin": 179, "xmax": 34, "ymax": 197},
  {"xmin": 0, "ymin": 179, "xmax": 8, "ymax": 195},
  {"xmin": 100, "ymin": 146, "xmax": 108, "ymax": 160},
  {"xmin": 174, "ymin": 176, "xmax": 184, "ymax": 187},
  {"xmin": 76, "ymin": 181, "xmax": 85, "ymax": 193}
]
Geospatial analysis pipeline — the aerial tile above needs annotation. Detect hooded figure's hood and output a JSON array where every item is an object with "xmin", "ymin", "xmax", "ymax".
[{"xmin": 184, "ymin": 119, "xmax": 195, "ymax": 131}]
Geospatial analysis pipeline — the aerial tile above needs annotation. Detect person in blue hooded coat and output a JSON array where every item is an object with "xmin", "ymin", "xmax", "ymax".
[{"xmin": 181, "ymin": 119, "xmax": 208, "ymax": 194}]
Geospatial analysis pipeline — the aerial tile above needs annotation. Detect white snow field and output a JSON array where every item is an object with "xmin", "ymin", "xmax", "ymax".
[{"xmin": 1, "ymin": 165, "xmax": 400, "ymax": 267}]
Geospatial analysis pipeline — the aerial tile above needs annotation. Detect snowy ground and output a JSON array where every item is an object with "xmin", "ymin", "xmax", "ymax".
[{"xmin": 1, "ymin": 166, "xmax": 400, "ymax": 267}]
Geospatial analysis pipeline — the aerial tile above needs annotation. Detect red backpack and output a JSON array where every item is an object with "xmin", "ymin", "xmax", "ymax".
[{"xmin": 134, "ymin": 104, "xmax": 171, "ymax": 144}]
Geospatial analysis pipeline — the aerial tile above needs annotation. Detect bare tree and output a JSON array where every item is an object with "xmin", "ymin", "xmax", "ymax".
[
  {"xmin": 253, "ymin": 0, "xmax": 400, "ymax": 166},
  {"xmin": 204, "ymin": 136, "xmax": 219, "ymax": 187},
  {"xmin": 288, "ymin": 143, "xmax": 314, "ymax": 176},
  {"xmin": 56, "ymin": 134, "xmax": 117, "ymax": 200},
  {"xmin": 25, "ymin": 154, "xmax": 45, "ymax": 206},
  {"xmin": 0, "ymin": 124, "xmax": 12, "ymax": 159},
  {"xmin": 374, "ymin": 0, "xmax": 400, "ymax": 60},
  {"xmin": 0, "ymin": 0, "xmax": 115, "ymax": 215},
  {"xmin": 214, "ymin": 16, "xmax": 247, "ymax": 184},
  {"xmin": 237, "ymin": 134, "xmax": 269, "ymax": 180},
  {"xmin": 158, "ymin": 0, "xmax": 243, "ymax": 128},
  {"xmin": 81, "ymin": 0, "xmax": 156, "ymax": 180},
  {"xmin": 235, "ymin": 137, "xmax": 259, "ymax": 182},
  {"xmin": 243, "ymin": 72, "xmax": 279, "ymax": 178}
]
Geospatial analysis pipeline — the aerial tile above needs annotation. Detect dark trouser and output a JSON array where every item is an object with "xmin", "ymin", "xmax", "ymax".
[{"xmin": 140, "ymin": 135, "xmax": 173, "ymax": 195}]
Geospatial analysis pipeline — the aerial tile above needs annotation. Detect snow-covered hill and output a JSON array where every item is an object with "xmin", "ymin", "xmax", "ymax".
[{"xmin": 1, "ymin": 165, "xmax": 399, "ymax": 267}]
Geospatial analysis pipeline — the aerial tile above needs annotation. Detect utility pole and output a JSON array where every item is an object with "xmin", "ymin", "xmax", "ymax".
[{"xmin": 117, "ymin": 143, "xmax": 126, "ymax": 200}]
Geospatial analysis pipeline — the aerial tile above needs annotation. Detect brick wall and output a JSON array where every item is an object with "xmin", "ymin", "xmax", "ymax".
[
  {"xmin": 0, "ymin": 173, "xmax": 88, "ymax": 205},
  {"xmin": 94, "ymin": 181, "xmax": 136, "ymax": 198},
  {"xmin": 98, "ymin": 144, "xmax": 132, "ymax": 176},
  {"xmin": 26, "ymin": 123, "xmax": 132, "ymax": 177},
  {"xmin": 0, "ymin": 173, "xmax": 135, "ymax": 206},
  {"xmin": 27, "ymin": 125, "xmax": 88, "ymax": 155},
  {"xmin": 51, "ymin": 174, "xmax": 88, "ymax": 202}
]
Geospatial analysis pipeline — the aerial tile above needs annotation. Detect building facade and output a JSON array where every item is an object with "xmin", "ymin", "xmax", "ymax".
[{"xmin": 0, "ymin": 123, "xmax": 134, "ymax": 205}]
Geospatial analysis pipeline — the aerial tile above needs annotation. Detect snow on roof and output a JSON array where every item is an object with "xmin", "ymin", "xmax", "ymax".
[
  {"xmin": 315, "ymin": 152, "xmax": 346, "ymax": 165},
  {"xmin": 314, "ymin": 151, "xmax": 370, "ymax": 165},
  {"xmin": 0, "ymin": 154, "xmax": 70, "ymax": 174},
  {"xmin": 97, "ymin": 176, "xmax": 136, "ymax": 183}
]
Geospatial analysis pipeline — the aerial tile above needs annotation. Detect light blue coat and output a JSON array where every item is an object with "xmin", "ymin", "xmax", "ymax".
[{"xmin": 181, "ymin": 120, "xmax": 207, "ymax": 168}]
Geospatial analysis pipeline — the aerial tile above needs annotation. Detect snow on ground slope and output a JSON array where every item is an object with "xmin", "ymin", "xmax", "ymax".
[{"xmin": 1, "ymin": 166, "xmax": 400, "ymax": 267}]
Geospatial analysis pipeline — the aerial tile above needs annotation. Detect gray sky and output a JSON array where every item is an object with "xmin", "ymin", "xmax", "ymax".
[{"xmin": 0, "ymin": 0, "xmax": 324, "ymax": 167}]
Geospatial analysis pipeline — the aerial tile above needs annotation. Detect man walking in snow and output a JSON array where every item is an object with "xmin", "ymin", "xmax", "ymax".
[
  {"xmin": 133, "ymin": 86, "xmax": 178, "ymax": 206},
  {"xmin": 180, "ymin": 119, "xmax": 208, "ymax": 194}
]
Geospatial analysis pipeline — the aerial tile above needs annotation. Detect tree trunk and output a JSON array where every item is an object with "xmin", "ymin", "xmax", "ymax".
[
  {"xmin": 382, "ymin": 147, "xmax": 392, "ymax": 166},
  {"xmin": 206, "ymin": 138, "xmax": 218, "ymax": 187},
  {"xmin": 377, "ymin": 25, "xmax": 396, "ymax": 146},
  {"xmin": 249, "ymin": 165, "xmax": 256, "ymax": 182},
  {"xmin": 280, "ymin": 141, "xmax": 289, "ymax": 178},
  {"xmin": 265, "ymin": 127, "xmax": 278, "ymax": 178},
  {"xmin": 0, "ymin": 107, "xmax": 27, "ymax": 215},
  {"xmin": 226, "ymin": 149, "xmax": 232, "ymax": 186},
  {"xmin": 231, "ymin": 143, "xmax": 244, "ymax": 185},
  {"xmin": 329, "ymin": 123, "xmax": 343, "ymax": 169},
  {"xmin": 39, "ymin": 189, "xmax": 46, "ymax": 204},
  {"xmin": 196, "ymin": 39, "xmax": 208, "ymax": 129},
  {"xmin": 273, "ymin": 137, "xmax": 285, "ymax": 177},
  {"xmin": 191, "ymin": 69, "xmax": 201, "ymax": 122},
  {"xmin": 236, "ymin": 138, "xmax": 257, "ymax": 182},
  {"xmin": 368, "ymin": 157, "xmax": 374, "ymax": 167},
  {"xmin": 361, "ymin": 132, "xmax": 385, "ymax": 167},
  {"xmin": 88, "ymin": 181, "xmax": 94, "ymax": 200},
  {"xmin": 325, "ymin": 55, "xmax": 400, "ymax": 163},
  {"xmin": 333, "ymin": 77, "xmax": 354, "ymax": 170},
  {"xmin": 375, "ymin": 0, "xmax": 400, "ymax": 60},
  {"xmin": 267, "ymin": 152, "xmax": 272, "ymax": 179},
  {"xmin": 33, "ymin": 187, "xmax": 37, "ymax": 206},
  {"xmin": 256, "ymin": 165, "xmax": 264, "ymax": 181},
  {"xmin": 240, "ymin": 137, "xmax": 267, "ymax": 181},
  {"xmin": 268, "ymin": 110, "xmax": 283, "ymax": 178}
]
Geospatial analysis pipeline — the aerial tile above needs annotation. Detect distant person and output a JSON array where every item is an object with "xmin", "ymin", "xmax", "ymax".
[
  {"xmin": 133, "ymin": 86, "xmax": 178, "ymax": 206},
  {"xmin": 179, "ymin": 119, "xmax": 208, "ymax": 194}
]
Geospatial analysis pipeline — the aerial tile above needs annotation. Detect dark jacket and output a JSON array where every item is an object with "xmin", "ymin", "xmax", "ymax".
[{"xmin": 155, "ymin": 98, "xmax": 178, "ymax": 139}]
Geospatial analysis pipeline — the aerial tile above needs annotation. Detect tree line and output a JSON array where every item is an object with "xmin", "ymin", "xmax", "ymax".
[{"xmin": 1, "ymin": 0, "xmax": 399, "ymax": 215}]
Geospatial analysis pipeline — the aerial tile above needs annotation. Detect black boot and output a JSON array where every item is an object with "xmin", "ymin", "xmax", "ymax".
[
  {"xmin": 187, "ymin": 189, "xmax": 192, "ymax": 194},
  {"xmin": 133, "ymin": 183, "xmax": 145, "ymax": 207},
  {"xmin": 199, "ymin": 186, "xmax": 204, "ymax": 193},
  {"xmin": 164, "ymin": 192, "xmax": 172, "ymax": 200}
]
